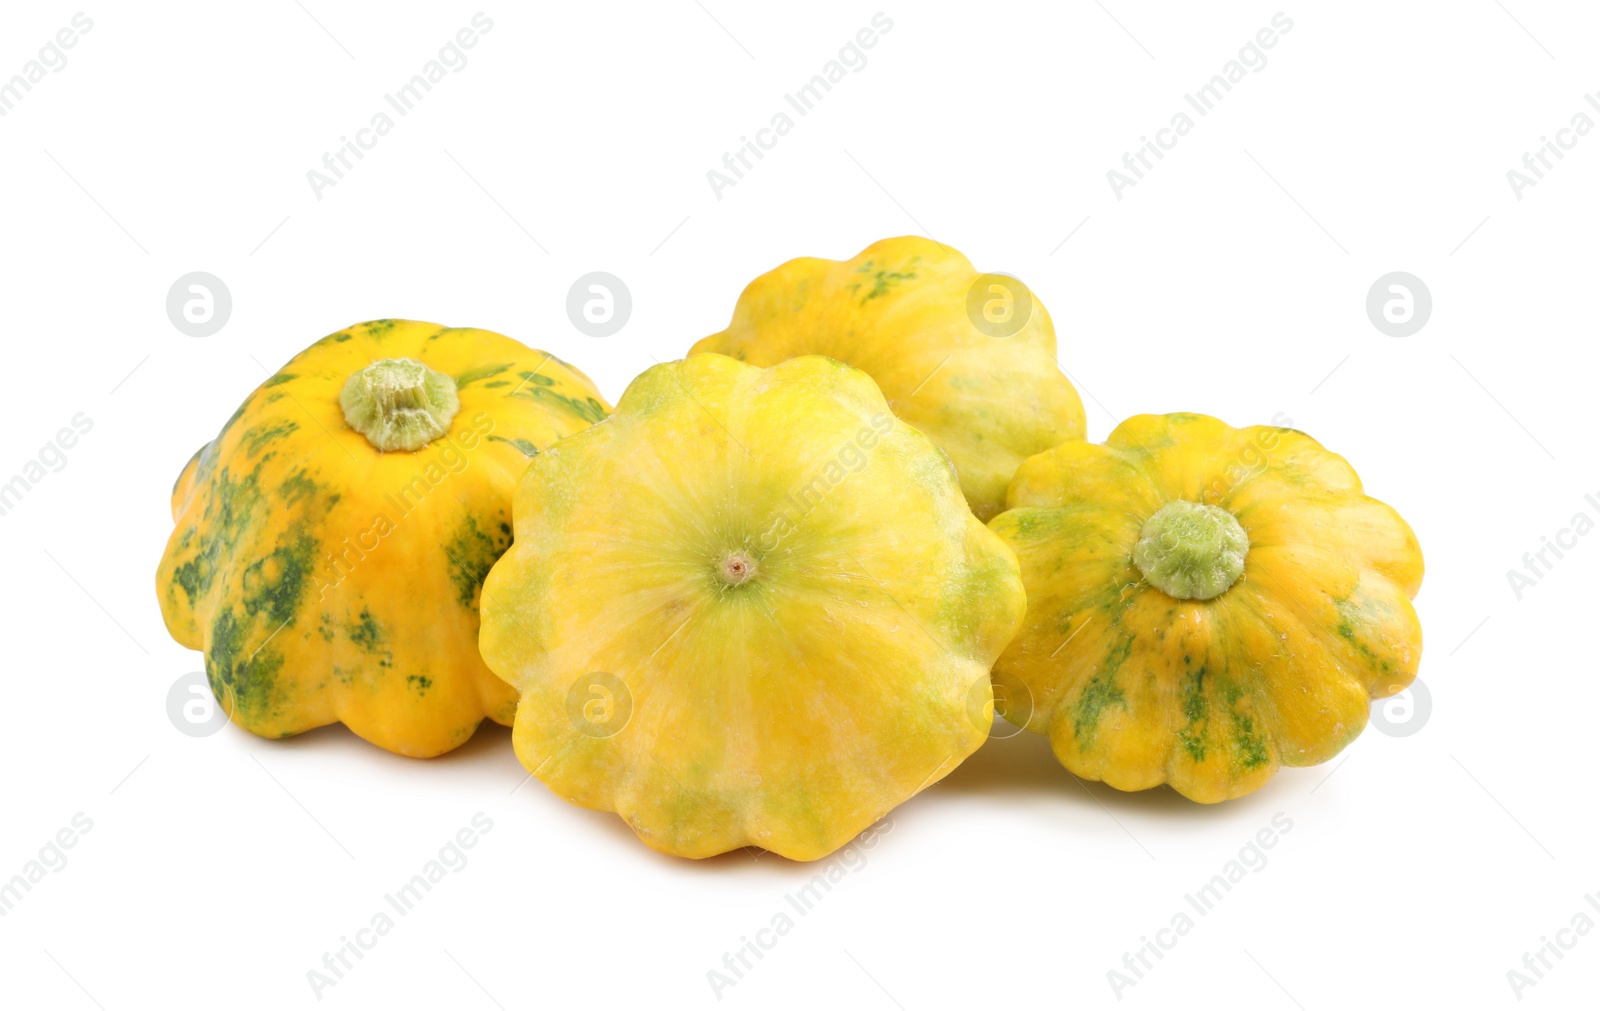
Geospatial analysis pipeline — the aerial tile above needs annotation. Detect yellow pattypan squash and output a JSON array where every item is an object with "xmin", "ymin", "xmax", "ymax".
[
  {"xmin": 987, "ymin": 413, "xmax": 1424, "ymax": 802},
  {"xmin": 478, "ymin": 353, "xmax": 1026, "ymax": 859},
  {"xmin": 690, "ymin": 236, "xmax": 1086, "ymax": 520},
  {"xmin": 155, "ymin": 319, "xmax": 611, "ymax": 757}
]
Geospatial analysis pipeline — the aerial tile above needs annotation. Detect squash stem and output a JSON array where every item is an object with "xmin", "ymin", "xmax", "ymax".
[
  {"xmin": 1132, "ymin": 500, "xmax": 1248, "ymax": 600},
  {"xmin": 339, "ymin": 358, "xmax": 461, "ymax": 452},
  {"xmin": 717, "ymin": 551, "xmax": 758, "ymax": 587}
]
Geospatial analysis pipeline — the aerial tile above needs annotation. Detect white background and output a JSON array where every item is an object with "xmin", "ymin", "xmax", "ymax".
[{"xmin": 1, "ymin": 1, "xmax": 1596, "ymax": 1008}]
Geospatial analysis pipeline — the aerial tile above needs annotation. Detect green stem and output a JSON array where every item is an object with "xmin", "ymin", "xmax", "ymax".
[
  {"xmin": 339, "ymin": 358, "xmax": 460, "ymax": 452},
  {"xmin": 1132, "ymin": 500, "xmax": 1248, "ymax": 601}
]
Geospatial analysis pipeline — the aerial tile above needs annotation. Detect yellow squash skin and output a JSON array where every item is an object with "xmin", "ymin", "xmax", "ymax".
[
  {"xmin": 988, "ymin": 413, "xmax": 1424, "ymax": 803},
  {"xmin": 690, "ymin": 237, "xmax": 1086, "ymax": 520},
  {"xmin": 479, "ymin": 354, "xmax": 1026, "ymax": 860},
  {"xmin": 155, "ymin": 319, "xmax": 611, "ymax": 757}
]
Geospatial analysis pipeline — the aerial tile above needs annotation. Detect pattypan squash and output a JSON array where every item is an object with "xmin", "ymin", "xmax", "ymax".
[
  {"xmin": 479, "ymin": 353, "xmax": 1026, "ymax": 859},
  {"xmin": 691, "ymin": 236, "xmax": 1085, "ymax": 520},
  {"xmin": 156, "ymin": 319, "xmax": 610, "ymax": 757},
  {"xmin": 988, "ymin": 413, "xmax": 1424, "ymax": 802}
]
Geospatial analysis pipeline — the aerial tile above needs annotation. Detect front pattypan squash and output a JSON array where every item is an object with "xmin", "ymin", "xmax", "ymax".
[
  {"xmin": 156, "ymin": 319, "xmax": 611, "ymax": 757},
  {"xmin": 987, "ymin": 413, "xmax": 1424, "ymax": 802},
  {"xmin": 690, "ymin": 236, "xmax": 1086, "ymax": 520},
  {"xmin": 478, "ymin": 353, "xmax": 1026, "ymax": 860}
]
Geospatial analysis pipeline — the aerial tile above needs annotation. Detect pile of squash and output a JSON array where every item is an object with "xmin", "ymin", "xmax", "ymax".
[{"xmin": 156, "ymin": 237, "xmax": 1423, "ymax": 861}]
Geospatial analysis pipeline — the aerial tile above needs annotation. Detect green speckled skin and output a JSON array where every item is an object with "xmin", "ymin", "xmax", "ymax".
[
  {"xmin": 989, "ymin": 413, "xmax": 1425, "ymax": 802},
  {"xmin": 155, "ymin": 320, "xmax": 611, "ymax": 757},
  {"xmin": 691, "ymin": 236, "xmax": 1086, "ymax": 520}
]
